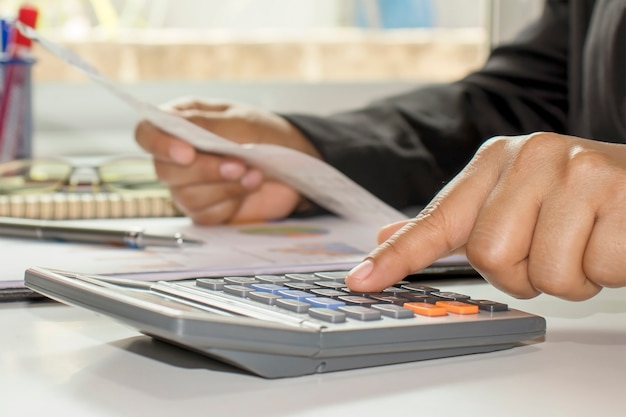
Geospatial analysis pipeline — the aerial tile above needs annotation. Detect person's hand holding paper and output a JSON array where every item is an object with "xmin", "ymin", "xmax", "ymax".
[{"xmin": 135, "ymin": 99, "xmax": 321, "ymax": 225}]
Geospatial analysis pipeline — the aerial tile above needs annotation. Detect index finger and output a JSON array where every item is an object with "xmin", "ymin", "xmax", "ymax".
[{"xmin": 345, "ymin": 140, "xmax": 505, "ymax": 292}]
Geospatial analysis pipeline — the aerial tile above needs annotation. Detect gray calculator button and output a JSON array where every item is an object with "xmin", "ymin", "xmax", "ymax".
[
  {"xmin": 308, "ymin": 308, "xmax": 346, "ymax": 323},
  {"xmin": 196, "ymin": 278, "xmax": 225, "ymax": 291},
  {"xmin": 401, "ymin": 283, "xmax": 440, "ymax": 294},
  {"xmin": 465, "ymin": 299, "xmax": 508, "ymax": 312},
  {"xmin": 284, "ymin": 282, "xmax": 319, "ymax": 291},
  {"xmin": 248, "ymin": 292, "xmax": 281, "ymax": 305},
  {"xmin": 314, "ymin": 271, "xmax": 348, "ymax": 282},
  {"xmin": 310, "ymin": 288, "xmax": 345, "ymax": 298},
  {"xmin": 276, "ymin": 298, "xmax": 310, "ymax": 313},
  {"xmin": 285, "ymin": 273, "xmax": 319, "ymax": 283},
  {"xmin": 382, "ymin": 287, "xmax": 409, "ymax": 295},
  {"xmin": 368, "ymin": 294, "xmax": 409, "ymax": 305},
  {"xmin": 338, "ymin": 306, "xmax": 381, "ymax": 321},
  {"xmin": 223, "ymin": 285, "xmax": 254, "ymax": 297},
  {"xmin": 338, "ymin": 295, "xmax": 378, "ymax": 306},
  {"xmin": 254, "ymin": 275, "xmax": 289, "ymax": 284},
  {"xmin": 223, "ymin": 277, "xmax": 259, "ymax": 286},
  {"xmin": 372, "ymin": 304, "xmax": 415, "ymax": 319},
  {"xmin": 432, "ymin": 291, "xmax": 470, "ymax": 300},
  {"xmin": 315, "ymin": 281, "xmax": 346, "ymax": 290}
]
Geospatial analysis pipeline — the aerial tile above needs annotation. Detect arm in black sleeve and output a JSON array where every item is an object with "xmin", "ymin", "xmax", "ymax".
[{"xmin": 283, "ymin": 0, "xmax": 571, "ymax": 210}]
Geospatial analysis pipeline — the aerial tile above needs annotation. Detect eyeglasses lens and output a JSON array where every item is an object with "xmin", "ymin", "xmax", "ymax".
[
  {"xmin": 0, "ymin": 160, "xmax": 71, "ymax": 194},
  {"xmin": 98, "ymin": 158, "xmax": 166, "ymax": 192}
]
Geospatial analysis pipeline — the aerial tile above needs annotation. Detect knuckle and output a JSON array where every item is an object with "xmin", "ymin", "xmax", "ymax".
[
  {"xmin": 529, "ymin": 275, "xmax": 568, "ymax": 297},
  {"xmin": 510, "ymin": 132, "xmax": 559, "ymax": 166},
  {"xmin": 472, "ymin": 135, "xmax": 508, "ymax": 162},
  {"xmin": 583, "ymin": 259, "xmax": 626, "ymax": 289},
  {"xmin": 464, "ymin": 226, "xmax": 521, "ymax": 275},
  {"xmin": 464, "ymin": 238, "xmax": 506, "ymax": 274},
  {"xmin": 564, "ymin": 147, "xmax": 613, "ymax": 181}
]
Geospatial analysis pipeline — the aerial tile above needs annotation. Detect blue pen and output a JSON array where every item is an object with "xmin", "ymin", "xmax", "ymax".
[{"xmin": 0, "ymin": 18, "xmax": 10, "ymax": 54}]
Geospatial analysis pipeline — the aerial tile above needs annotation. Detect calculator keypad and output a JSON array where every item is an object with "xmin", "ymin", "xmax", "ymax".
[{"xmin": 192, "ymin": 271, "xmax": 508, "ymax": 324}]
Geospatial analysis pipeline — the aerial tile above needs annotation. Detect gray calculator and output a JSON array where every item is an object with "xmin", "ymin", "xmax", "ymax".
[{"xmin": 25, "ymin": 266, "xmax": 546, "ymax": 378}]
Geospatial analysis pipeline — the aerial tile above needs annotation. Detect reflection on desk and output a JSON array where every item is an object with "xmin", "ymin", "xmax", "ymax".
[{"xmin": 1, "ymin": 278, "xmax": 624, "ymax": 417}]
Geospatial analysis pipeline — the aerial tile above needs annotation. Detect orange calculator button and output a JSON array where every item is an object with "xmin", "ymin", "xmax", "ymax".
[
  {"xmin": 435, "ymin": 301, "xmax": 479, "ymax": 314},
  {"xmin": 403, "ymin": 302, "xmax": 448, "ymax": 317}
]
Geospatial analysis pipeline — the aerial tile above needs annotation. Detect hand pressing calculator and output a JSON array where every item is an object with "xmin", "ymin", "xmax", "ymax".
[{"xmin": 25, "ymin": 267, "xmax": 546, "ymax": 378}]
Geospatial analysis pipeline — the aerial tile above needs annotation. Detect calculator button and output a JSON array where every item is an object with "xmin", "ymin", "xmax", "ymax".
[
  {"xmin": 254, "ymin": 275, "xmax": 289, "ymax": 284},
  {"xmin": 306, "ymin": 297, "xmax": 346, "ymax": 310},
  {"xmin": 248, "ymin": 292, "xmax": 282, "ymax": 305},
  {"xmin": 314, "ymin": 271, "xmax": 348, "ymax": 282},
  {"xmin": 314, "ymin": 281, "xmax": 346, "ymax": 290},
  {"xmin": 276, "ymin": 299, "xmax": 310, "ymax": 313},
  {"xmin": 431, "ymin": 291, "xmax": 470, "ymax": 301},
  {"xmin": 284, "ymin": 282, "xmax": 319, "ymax": 291},
  {"xmin": 308, "ymin": 308, "xmax": 346, "ymax": 323},
  {"xmin": 223, "ymin": 285, "xmax": 254, "ymax": 298},
  {"xmin": 223, "ymin": 277, "xmax": 259, "ymax": 286},
  {"xmin": 403, "ymin": 302, "xmax": 448, "ymax": 317},
  {"xmin": 196, "ymin": 278, "xmax": 225, "ymax": 291},
  {"xmin": 277, "ymin": 289, "xmax": 314, "ymax": 301},
  {"xmin": 338, "ymin": 295, "xmax": 378, "ymax": 306},
  {"xmin": 250, "ymin": 283, "xmax": 287, "ymax": 294},
  {"xmin": 371, "ymin": 304, "xmax": 415, "ymax": 319},
  {"xmin": 338, "ymin": 306, "xmax": 382, "ymax": 321},
  {"xmin": 367, "ymin": 294, "xmax": 408, "ymax": 305},
  {"xmin": 398, "ymin": 293, "xmax": 438, "ymax": 304},
  {"xmin": 401, "ymin": 284, "xmax": 440, "ymax": 294},
  {"xmin": 465, "ymin": 299, "xmax": 509, "ymax": 312},
  {"xmin": 435, "ymin": 301, "xmax": 479, "ymax": 314},
  {"xmin": 310, "ymin": 288, "xmax": 345, "ymax": 298},
  {"xmin": 382, "ymin": 287, "xmax": 410, "ymax": 296},
  {"xmin": 284, "ymin": 273, "xmax": 319, "ymax": 283}
]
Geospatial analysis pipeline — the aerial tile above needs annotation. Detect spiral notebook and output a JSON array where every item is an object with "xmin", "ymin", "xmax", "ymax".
[{"xmin": 0, "ymin": 191, "xmax": 181, "ymax": 220}]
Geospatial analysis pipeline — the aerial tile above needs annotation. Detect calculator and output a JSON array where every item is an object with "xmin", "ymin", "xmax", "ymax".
[{"xmin": 25, "ymin": 266, "xmax": 546, "ymax": 378}]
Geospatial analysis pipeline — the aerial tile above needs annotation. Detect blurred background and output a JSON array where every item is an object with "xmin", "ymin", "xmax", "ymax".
[
  {"xmin": 0, "ymin": 0, "xmax": 544, "ymax": 155},
  {"xmin": 2, "ymin": 0, "xmax": 545, "ymax": 83}
]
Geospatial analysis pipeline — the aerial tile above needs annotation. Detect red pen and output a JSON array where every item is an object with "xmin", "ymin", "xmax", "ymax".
[{"xmin": 0, "ymin": 4, "xmax": 39, "ymax": 162}]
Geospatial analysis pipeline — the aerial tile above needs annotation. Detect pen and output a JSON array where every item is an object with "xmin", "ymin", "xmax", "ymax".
[
  {"xmin": 0, "ymin": 217, "xmax": 204, "ymax": 249},
  {"xmin": 0, "ymin": 19, "xmax": 10, "ymax": 53}
]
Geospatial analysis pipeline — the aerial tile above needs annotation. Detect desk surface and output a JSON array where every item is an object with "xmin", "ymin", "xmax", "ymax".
[{"xmin": 1, "ymin": 278, "xmax": 624, "ymax": 417}]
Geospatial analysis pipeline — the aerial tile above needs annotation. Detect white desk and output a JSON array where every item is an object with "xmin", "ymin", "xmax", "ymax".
[{"xmin": 1, "ymin": 278, "xmax": 624, "ymax": 417}]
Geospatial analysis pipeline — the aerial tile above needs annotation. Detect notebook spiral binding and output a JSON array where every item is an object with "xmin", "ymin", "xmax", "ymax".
[{"xmin": 0, "ymin": 191, "xmax": 181, "ymax": 220}]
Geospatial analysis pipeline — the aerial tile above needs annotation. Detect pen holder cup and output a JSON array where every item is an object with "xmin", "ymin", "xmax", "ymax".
[{"xmin": 0, "ymin": 56, "xmax": 35, "ymax": 163}]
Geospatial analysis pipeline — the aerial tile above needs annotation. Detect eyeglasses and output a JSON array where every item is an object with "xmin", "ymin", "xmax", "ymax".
[{"xmin": 0, "ymin": 156, "xmax": 167, "ymax": 195}]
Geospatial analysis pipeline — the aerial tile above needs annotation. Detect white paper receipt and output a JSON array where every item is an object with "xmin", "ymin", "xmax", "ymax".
[{"xmin": 20, "ymin": 24, "xmax": 407, "ymax": 225}]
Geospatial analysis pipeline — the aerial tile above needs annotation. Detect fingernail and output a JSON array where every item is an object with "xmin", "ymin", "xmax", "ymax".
[
  {"xmin": 348, "ymin": 259, "xmax": 374, "ymax": 283},
  {"xmin": 220, "ymin": 161, "xmax": 245, "ymax": 180},
  {"xmin": 169, "ymin": 145, "xmax": 195, "ymax": 164}
]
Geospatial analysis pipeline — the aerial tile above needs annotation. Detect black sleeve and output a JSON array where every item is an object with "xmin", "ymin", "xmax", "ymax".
[{"xmin": 283, "ymin": 0, "xmax": 570, "ymax": 210}]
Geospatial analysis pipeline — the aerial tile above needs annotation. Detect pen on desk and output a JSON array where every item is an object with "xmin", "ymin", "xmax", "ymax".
[{"xmin": 0, "ymin": 217, "xmax": 204, "ymax": 249}]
